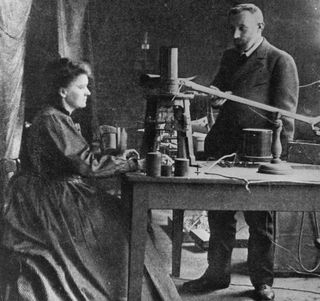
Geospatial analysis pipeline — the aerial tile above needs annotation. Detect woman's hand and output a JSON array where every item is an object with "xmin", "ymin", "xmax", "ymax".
[
  {"xmin": 122, "ymin": 149, "xmax": 140, "ymax": 160},
  {"xmin": 161, "ymin": 154, "xmax": 174, "ymax": 166},
  {"xmin": 137, "ymin": 159, "xmax": 146, "ymax": 171},
  {"xmin": 131, "ymin": 154, "xmax": 173, "ymax": 173}
]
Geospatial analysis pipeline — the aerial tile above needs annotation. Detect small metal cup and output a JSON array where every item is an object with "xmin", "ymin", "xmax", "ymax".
[
  {"xmin": 174, "ymin": 158, "xmax": 189, "ymax": 177},
  {"xmin": 161, "ymin": 165, "xmax": 172, "ymax": 177}
]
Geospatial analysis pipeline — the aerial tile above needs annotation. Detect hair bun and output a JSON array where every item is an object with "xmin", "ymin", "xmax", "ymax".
[{"xmin": 59, "ymin": 58, "xmax": 70, "ymax": 66}]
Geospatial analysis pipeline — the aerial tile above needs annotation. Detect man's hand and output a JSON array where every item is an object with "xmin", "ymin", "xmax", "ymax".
[{"xmin": 209, "ymin": 85, "xmax": 231, "ymax": 107}]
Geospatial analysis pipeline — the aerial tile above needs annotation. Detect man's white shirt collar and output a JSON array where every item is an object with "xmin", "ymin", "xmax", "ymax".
[{"xmin": 241, "ymin": 37, "xmax": 264, "ymax": 57}]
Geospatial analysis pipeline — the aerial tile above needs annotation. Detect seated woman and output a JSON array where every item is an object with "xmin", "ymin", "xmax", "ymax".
[{"xmin": 0, "ymin": 58, "xmax": 165, "ymax": 300}]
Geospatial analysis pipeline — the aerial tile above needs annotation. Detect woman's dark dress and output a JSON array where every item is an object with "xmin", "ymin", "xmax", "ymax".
[{"xmin": 0, "ymin": 106, "xmax": 151, "ymax": 301}]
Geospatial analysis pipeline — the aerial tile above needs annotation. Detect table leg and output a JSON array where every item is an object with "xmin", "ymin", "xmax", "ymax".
[
  {"xmin": 172, "ymin": 209, "xmax": 184, "ymax": 277},
  {"xmin": 128, "ymin": 190, "xmax": 149, "ymax": 301}
]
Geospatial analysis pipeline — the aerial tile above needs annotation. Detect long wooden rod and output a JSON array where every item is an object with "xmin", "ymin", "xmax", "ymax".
[{"xmin": 180, "ymin": 79, "xmax": 320, "ymax": 127}]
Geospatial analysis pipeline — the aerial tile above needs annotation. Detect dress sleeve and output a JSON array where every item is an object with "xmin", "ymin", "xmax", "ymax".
[{"xmin": 43, "ymin": 113, "xmax": 139, "ymax": 177}]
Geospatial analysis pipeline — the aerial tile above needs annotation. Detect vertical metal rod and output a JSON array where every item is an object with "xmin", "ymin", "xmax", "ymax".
[{"xmin": 159, "ymin": 47, "xmax": 179, "ymax": 94}]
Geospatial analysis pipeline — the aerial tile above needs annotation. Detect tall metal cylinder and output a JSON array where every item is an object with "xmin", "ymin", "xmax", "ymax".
[{"xmin": 159, "ymin": 46, "xmax": 179, "ymax": 94}]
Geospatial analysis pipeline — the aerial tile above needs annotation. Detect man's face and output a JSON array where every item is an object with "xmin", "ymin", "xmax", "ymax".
[{"xmin": 229, "ymin": 11, "xmax": 262, "ymax": 52}]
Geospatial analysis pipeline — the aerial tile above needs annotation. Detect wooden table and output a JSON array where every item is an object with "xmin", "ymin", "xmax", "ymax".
[{"xmin": 121, "ymin": 163, "xmax": 320, "ymax": 301}]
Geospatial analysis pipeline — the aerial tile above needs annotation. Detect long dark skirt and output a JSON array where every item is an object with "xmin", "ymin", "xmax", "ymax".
[{"xmin": 0, "ymin": 174, "xmax": 154, "ymax": 301}]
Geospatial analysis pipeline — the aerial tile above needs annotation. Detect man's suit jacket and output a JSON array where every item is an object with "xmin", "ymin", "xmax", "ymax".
[{"xmin": 204, "ymin": 39, "xmax": 299, "ymax": 159}]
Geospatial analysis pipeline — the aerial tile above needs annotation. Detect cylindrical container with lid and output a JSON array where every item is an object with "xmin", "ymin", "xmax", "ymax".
[
  {"xmin": 99, "ymin": 125, "xmax": 117, "ymax": 152},
  {"xmin": 241, "ymin": 128, "xmax": 272, "ymax": 162},
  {"xmin": 174, "ymin": 158, "xmax": 189, "ymax": 177},
  {"xmin": 161, "ymin": 164, "xmax": 172, "ymax": 177},
  {"xmin": 146, "ymin": 152, "xmax": 162, "ymax": 177}
]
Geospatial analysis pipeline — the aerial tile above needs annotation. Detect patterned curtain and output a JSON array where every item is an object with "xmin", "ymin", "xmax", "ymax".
[
  {"xmin": 57, "ymin": 0, "xmax": 99, "ymax": 143},
  {"xmin": 0, "ymin": 0, "xmax": 33, "ymax": 190},
  {"xmin": 57, "ymin": 0, "xmax": 89, "ymax": 60}
]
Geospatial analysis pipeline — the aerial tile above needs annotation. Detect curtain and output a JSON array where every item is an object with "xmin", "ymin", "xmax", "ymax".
[
  {"xmin": 57, "ymin": 0, "xmax": 89, "ymax": 61},
  {"xmin": 57, "ymin": 0, "xmax": 99, "ymax": 142},
  {"xmin": 0, "ymin": 0, "xmax": 32, "ymax": 159},
  {"xmin": 0, "ymin": 0, "xmax": 33, "ymax": 190}
]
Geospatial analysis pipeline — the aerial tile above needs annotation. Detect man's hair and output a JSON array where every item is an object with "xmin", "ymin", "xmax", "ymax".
[{"xmin": 228, "ymin": 3, "xmax": 264, "ymax": 25}]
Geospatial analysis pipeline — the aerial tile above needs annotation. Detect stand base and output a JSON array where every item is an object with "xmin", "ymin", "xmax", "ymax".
[
  {"xmin": 258, "ymin": 161, "xmax": 293, "ymax": 175},
  {"xmin": 240, "ymin": 155, "xmax": 272, "ymax": 162}
]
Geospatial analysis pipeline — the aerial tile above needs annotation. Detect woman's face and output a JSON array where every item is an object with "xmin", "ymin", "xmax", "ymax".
[{"xmin": 60, "ymin": 73, "xmax": 91, "ymax": 113}]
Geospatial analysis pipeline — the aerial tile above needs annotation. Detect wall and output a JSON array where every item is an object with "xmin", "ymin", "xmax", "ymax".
[
  {"xmin": 88, "ymin": 0, "xmax": 320, "ymax": 147},
  {"xmin": 24, "ymin": 0, "xmax": 320, "ymax": 148}
]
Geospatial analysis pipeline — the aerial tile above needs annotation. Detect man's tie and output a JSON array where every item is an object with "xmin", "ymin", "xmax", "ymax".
[{"xmin": 239, "ymin": 54, "xmax": 248, "ymax": 64}]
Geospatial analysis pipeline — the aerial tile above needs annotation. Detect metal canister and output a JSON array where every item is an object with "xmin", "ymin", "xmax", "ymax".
[
  {"xmin": 241, "ymin": 128, "xmax": 272, "ymax": 162},
  {"xmin": 100, "ymin": 125, "xmax": 117, "ymax": 152},
  {"xmin": 146, "ymin": 152, "xmax": 162, "ymax": 177},
  {"xmin": 174, "ymin": 158, "xmax": 189, "ymax": 177}
]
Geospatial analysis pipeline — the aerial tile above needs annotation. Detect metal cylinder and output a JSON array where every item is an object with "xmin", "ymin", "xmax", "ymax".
[
  {"xmin": 161, "ymin": 164, "xmax": 172, "ymax": 177},
  {"xmin": 241, "ymin": 128, "xmax": 272, "ymax": 162},
  {"xmin": 159, "ymin": 46, "xmax": 179, "ymax": 94},
  {"xmin": 146, "ymin": 152, "xmax": 162, "ymax": 177},
  {"xmin": 174, "ymin": 158, "xmax": 189, "ymax": 177},
  {"xmin": 99, "ymin": 125, "xmax": 117, "ymax": 151}
]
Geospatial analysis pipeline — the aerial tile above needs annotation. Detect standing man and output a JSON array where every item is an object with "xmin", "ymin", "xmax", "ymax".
[{"xmin": 183, "ymin": 4, "xmax": 298, "ymax": 301}]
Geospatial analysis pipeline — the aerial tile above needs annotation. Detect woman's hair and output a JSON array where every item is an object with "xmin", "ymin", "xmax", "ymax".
[{"xmin": 45, "ymin": 57, "xmax": 91, "ymax": 105}]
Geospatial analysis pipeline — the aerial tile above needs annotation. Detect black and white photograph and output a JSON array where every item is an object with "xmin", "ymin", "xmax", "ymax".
[{"xmin": 0, "ymin": 1, "xmax": 320, "ymax": 300}]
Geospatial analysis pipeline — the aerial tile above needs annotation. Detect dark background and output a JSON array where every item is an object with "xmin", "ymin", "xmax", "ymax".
[{"xmin": 23, "ymin": 0, "xmax": 320, "ymax": 148}]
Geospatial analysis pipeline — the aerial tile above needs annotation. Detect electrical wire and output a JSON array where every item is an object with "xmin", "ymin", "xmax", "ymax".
[
  {"xmin": 204, "ymin": 171, "xmax": 252, "ymax": 192},
  {"xmin": 299, "ymin": 80, "xmax": 320, "ymax": 88},
  {"xmin": 247, "ymin": 106, "xmax": 275, "ymax": 124},
  {"xmin": 177, "ymin": 277, "xmax": 320, "ymax": 295},
  {"xmin": 170, "ymin": 84, "xmax": 183, "ymax": 102},
  {"xmin": 297, "ymin": 212, "xmax": 320, "ymax": 273},
  {"xmin": 204, "ymin": 152, "xmax": 237, "ymax": 171},
  {"xmin": 179, "ymin": 80, "xmax": 320, "ymax": 274},
  {"xmin": 314, "ymin": 211, "xmax": 320, "ymax": 238},
  {"xmin": 266, "ymin": 216, "xmax": 320, "ymax": 275},
  {"xmin": 204, "ymin": 161, "xmax": 320, "ymax": 274},
  {"xmin": 286, "ymin": 265, "xmax": 320, "ymax": 278},
  {"xmin": 229, "ymin": 283, "xmax": 320, "ymax": 295}
]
